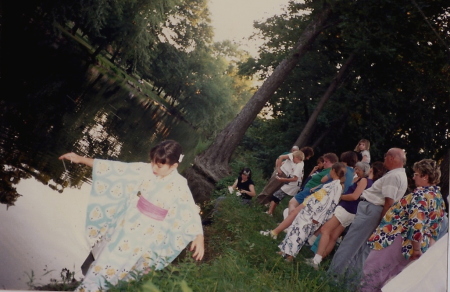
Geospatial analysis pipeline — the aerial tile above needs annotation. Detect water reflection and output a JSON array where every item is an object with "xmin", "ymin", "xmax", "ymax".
[
  {"xmin": 0, "ymin": 64, "xmax": 199, "ymax": 208},
  {"xmin": 0, "ymin": 177, "xmax": 91, "ymax": 289}
]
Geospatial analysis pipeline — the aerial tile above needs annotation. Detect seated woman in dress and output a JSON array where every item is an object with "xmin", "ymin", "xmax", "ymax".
[
  {"xmin": 261, "ymin": 163, "xmax": 347, "ymax": 262},
  {"xmin": 305, "ymin": 161, "xmax": 386, "ymax": 269},
  {"xmin": 361, "ymin": 159, "xmax": 446, "ymax": 292}
]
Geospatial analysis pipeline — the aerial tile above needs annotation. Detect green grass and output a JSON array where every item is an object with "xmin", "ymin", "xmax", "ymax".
[
  {"xmin": 34, "ymin": 173, "xmax": 350, "ymax": 291},
  {"xmin": 106, "ymin": 191, "xmax": 349, "ymax": 292}
]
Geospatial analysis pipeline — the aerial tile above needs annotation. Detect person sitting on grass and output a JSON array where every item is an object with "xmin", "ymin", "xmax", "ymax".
[
  {"xmin": 287, "ymin": 153, "xmax": 339, "ymax": 215},
  {"xmin": 305, "ymin": 161, "xmax": 386, "ymax": 269},
  {"xmin": 265, "ymin": 150, "xmax": 305, "ymax": 216},
  {"xmin": 361, "ymin": 159, "xmax": 445, "ymax": 292},
  {"xmin": 257, "ymin": 146, "xmax": 314, "ymax": 205},
  {"xmin": 260, "ymin": 162, "xmax": 347, "ymax": 262},
  {"xmin": 327, "ymin": 148, "xmax": 408, "ymax": 285},
  {"xmin": 300, "ymin": 156, "xmax": 324, "ymax": 190},
  {"xmin": 228, "ymin": 167, "xmax": 256, "ymax": 204},
  {"xmin": 59, "ymin": 140, "xmax": 204, "ymax": 292},
  {"xmin": 262, "ymin": 153, "xmax": 338, "ymax": 238}
]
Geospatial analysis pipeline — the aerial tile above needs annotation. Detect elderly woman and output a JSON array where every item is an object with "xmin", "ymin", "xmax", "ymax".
[{"xmin": 361, "ymin": 159, "xmax": 446, "ymax": 292}]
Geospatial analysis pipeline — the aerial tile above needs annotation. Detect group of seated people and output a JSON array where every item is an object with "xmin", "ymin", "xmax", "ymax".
[{"xmin": 229, "ymin": 140, "xmax": 448, "ymax": 291}]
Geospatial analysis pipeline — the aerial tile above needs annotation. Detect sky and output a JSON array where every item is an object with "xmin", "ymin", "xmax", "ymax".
[{"xmin": 208, "ymin": 0, "xmax": 291, "ymax": 56}]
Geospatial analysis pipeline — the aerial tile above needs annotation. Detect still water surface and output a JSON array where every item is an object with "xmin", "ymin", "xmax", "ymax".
[{"xmin": 0, "ymin": 178, "xmax": 90, "ymax": 289}]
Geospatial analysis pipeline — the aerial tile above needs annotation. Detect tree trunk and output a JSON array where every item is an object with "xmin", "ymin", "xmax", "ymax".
[
  {"xmin": 294, "ymin": 52, "xmax": 356, "ymax": 148},
  {"xmin": 185, "ymin": 5, "xmax": 333, "ymax": 203}
]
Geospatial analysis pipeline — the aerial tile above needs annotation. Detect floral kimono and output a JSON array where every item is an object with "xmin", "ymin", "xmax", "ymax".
[
  {"xmin": 279, "ymin": 180, "xmax": 342, "ymax": 257},
  {"xmin": 76, "ymin": 159, "xmax": 203, "ymax": 292}
]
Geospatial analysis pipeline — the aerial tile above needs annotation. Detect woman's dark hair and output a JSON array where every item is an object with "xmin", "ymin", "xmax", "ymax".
[
  {"xmin": 149, "ymin": 140, "xmax": 182, "ymax": 165},
  {"xmin": 300, "ymin": 146, "xmax": 314, "ymax": 159},
  {"xmin": 317, "ymin": 156, "xmax": 324, "ymax": 163},
  {"xmin": 239, "ymin": 167, "xmax": 252, "ymax": 180},
  {"xmin": 340, "ymin": 151, "xmax": 358, "ymax": 167},
  {"xmin": 371, "ymin": 161, "xmax": 387, "ymax": 181}
]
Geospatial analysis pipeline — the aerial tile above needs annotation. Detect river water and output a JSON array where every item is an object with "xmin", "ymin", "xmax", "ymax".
[
  {"xmin": 0, "ymin": 178, "xmax": 90, "ymax": 290},
  {"xmin": 0, "ymin": 50, "xmax": 200, "ymax": 289}
]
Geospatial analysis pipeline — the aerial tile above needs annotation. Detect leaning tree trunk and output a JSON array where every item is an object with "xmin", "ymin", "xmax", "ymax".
[
  {"xmin": 185, "ymin": 5, "xmax": 333, "ymax": 203},
  {"xmin": 294, "ymin": 52, "xmax": 356, "ymax": 148}
]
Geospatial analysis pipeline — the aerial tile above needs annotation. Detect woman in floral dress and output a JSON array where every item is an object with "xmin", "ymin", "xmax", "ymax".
[{"xmin": 361, "ymin": 159, "xmax": 445, "ymax": 291}]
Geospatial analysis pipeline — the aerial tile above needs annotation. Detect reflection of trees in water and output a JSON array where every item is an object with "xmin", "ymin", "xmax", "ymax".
[{"xmin": 0, "ymin": 60, "xmax": 198, "ymax": 208}]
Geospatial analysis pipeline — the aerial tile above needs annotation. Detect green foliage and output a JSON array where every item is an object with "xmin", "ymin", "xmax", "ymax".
[
  {"xmin": 145, "ymin": 40, "xmax": 253, "ymax": 138},
  {"xmin": 239, "ymin": 0, "xmax": 449, "ymax": 174}
]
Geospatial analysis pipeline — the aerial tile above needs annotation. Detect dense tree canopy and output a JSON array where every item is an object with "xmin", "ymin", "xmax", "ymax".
[
  {"xmin": 5, "ymin": 0, "xmax": 449, "ymax": 204},
  {"xmin": 10, "ymin": 0, "xmax": 254, "ymax": 138},
  {"xmin": 240, "ymin": 0, "xmax": 449, "ymax": 179}
]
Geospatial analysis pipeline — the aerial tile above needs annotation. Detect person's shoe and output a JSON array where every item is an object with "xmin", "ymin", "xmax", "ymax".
[
  {"xmin": 284, "ymin": 255, "xmax": 294, "ymax": 262},
  {"xmin": 304, "ymin": 258, "xmax": 319, "ymax": 270},
  {"xmin": 260, "ymin": 230, "xmax": 277, "ymax": 239},
  {"xmin": 264, "ymin": 211, "xmax": 273, "ymax": 217},
  {"xmin": 276, "ymin": 251, "xmax": 293, "ymax": 262}
]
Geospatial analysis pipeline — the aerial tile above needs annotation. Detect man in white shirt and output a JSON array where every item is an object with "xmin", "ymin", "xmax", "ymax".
[
  {"xmin": 265, "ymin": 150, "xmax": 305, "ymax": 216},
  {"xmin": 257, "ymin": 146, "xmax": 313, "ymax": 205},
  {"xmin": 328, "ymin": 148, "xmax": 408, "ymax": 285}
]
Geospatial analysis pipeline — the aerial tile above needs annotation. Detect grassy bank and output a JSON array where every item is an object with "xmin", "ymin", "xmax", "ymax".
[{"xmin": 33, "ymin": 156, "xmax": 350, "ymax": 291}]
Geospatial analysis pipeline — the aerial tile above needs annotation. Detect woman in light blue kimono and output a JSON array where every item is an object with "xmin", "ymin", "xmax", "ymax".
[{"xmin": 59, "ymin": 140, "xmax": 204, "ymax": 292}]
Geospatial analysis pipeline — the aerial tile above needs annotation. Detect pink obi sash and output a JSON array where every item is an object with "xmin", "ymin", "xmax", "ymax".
[{"xmin": 137, "ymin": 196, "xmax": 168, "ymax": 221}]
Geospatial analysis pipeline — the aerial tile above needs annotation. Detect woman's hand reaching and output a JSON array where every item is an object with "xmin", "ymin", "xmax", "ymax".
[{"xmin": 190, "ymin": 234, "xmax": 205, "ymax": 261}]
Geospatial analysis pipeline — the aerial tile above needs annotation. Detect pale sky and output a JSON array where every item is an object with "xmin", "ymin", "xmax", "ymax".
[{"xmin": 208, "ymin": 0, "xmax": 291, "ymax": 56}]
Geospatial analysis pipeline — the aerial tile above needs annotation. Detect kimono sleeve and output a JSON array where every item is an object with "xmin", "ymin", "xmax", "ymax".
[
  {"xmin": 91, "ymin": 159, "xmax": 149, "ymax": 199},
  {"xmin": 86, "ymin": 159, "xmax": 149, "ymax": 245},
  {"xmin": 178, "ymin": 182, "xmax": 203, "ymax": 238}
]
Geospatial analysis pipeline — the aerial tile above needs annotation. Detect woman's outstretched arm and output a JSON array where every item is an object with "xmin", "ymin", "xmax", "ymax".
[{"xmin": 59, "ymin": 152, "xmax": 94, "ymax": 167}]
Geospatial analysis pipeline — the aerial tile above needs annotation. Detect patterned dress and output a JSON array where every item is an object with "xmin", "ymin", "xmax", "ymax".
[
  {"xmin": 76, "ymin": 159, "xmax": 203, "ymax": 292},
  {"xmin": 367, "ymin": 185, "xmax": 445, "ymax": 259},
  {"xmin": 279, "ymin": 179, "xmax": 342, "ymax": 257}
]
